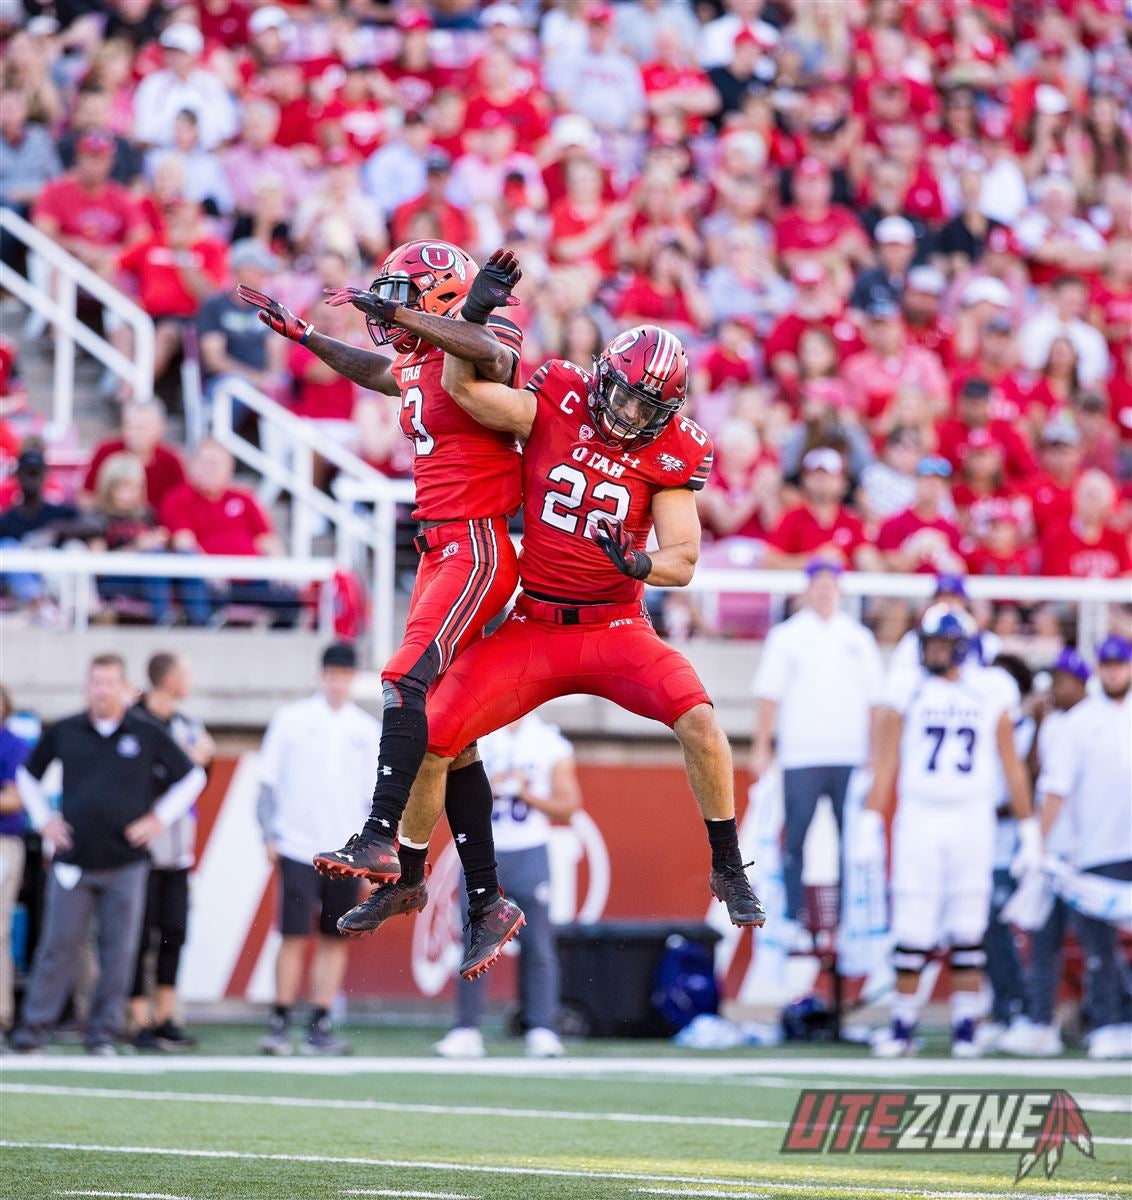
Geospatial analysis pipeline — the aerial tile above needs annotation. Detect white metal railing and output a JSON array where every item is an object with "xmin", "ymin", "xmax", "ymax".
[
  {"xmin": 0, "ymin": 207, "xmax": 154, "ymax": 424},
  {"xmin": 210, "ymin": 375, "xmax": 416, "ymax": 665},
  {"xmin": 686, "ymin": 567, "xmax": 1132, "ymax": 653},
  {"xmin": 0, "ymin": 546, "xmax": 335, "ymax": 632}
]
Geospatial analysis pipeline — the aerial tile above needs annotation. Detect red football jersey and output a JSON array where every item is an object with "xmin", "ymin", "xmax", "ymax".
[
  {"xmin": 391, "ymin": 314, "xmax": 523, "ymax": 521},
  {"xmin": 518, "ymin": 359, "xmax": 713, "ymax": 605}
]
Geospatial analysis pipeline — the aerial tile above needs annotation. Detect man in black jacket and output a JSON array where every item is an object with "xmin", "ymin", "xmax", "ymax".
[{"xmin": 11, "ymin": 654, "xmax": 205, "ymax": 1055}]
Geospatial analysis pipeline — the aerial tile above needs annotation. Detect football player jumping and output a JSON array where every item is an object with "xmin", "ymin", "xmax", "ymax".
[
  {"xmin": 338, "ymin": 252, "xmax": 766, "ymax": 974},
  {"xmin": 240, "ymin": 241, "xmax": 533, "ymax": 979}
]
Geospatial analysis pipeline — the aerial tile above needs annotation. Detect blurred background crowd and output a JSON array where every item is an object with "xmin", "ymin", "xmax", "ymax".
[{"xmin": 0, "ymin": 0, "xmax": 1130, "ymax": 634}]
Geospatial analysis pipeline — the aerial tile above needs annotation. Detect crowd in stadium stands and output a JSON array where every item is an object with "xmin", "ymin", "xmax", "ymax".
[{"xmin": 0, "ymin": 0, "xmax": 1130, "ymax": 629}]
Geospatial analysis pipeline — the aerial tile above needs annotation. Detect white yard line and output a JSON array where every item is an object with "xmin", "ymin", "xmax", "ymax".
[
  {"xmin": 0, "ymin": 1054, "xmax": 1125, "ymax": 1079},
  {"xmin": 5, "ymin": 1085, "xmax": 1130, "ymax": 1147},
  {"xmin": 2, "ymin": 1141, "xmax": 1118, "ymax": 1200}
]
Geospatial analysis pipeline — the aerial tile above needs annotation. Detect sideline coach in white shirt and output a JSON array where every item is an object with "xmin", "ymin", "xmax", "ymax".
[
  {"xmin": 1038, "ymin": 634, "xmax": 1132, "ymax": 1060},
  {"xmin": 256, "ymin": 643, "xmax": 380, "ymax": 1055},
  {"xmin": 751, "ymin": 557, "xmax": 884, "ymax": 927}
]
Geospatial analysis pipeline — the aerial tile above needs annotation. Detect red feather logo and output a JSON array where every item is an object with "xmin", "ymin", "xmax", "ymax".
[{"xmin": 1016, "ymin": 1091, "xmax": 1095, "ymax": 1182}]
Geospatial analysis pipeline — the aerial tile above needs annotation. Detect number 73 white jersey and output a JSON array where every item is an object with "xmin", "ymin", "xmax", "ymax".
[{"xmin": 885, "ymin": 667, "xmax": 1016, "ymax": 806}]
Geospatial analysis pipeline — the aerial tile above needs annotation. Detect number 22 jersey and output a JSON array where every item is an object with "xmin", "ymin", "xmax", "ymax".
[{"xmin": 518, "ymin": 358, "xmax": 713, "ymax": 605}]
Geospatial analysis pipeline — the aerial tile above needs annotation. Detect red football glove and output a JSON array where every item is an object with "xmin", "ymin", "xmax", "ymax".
[
  {"xmin": 593, "ymin": 516, "xmax": 652, "ymax": 581},
  {"xmin": 236, "ymin": 284, "xmax": 313, "ymax": 343}
]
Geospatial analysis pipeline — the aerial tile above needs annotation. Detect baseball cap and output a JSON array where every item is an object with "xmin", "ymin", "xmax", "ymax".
[
  {"xmin": 791, "ymin": 259, "xmax": 826, "ymax": 286},
  {"xmin": 1052, "ymin": 647, "xmax": 1090, "ymax": 681},
  {"xmin": 76, "ymin": 131, "xmax": 114, "ymax": 157},
  {"xmin": 796, "ymin": 156, "xmax": 830, "ymax": 179},
  {"xmin": 426, "ymin": 148, "xmax": 452, "ymax": 173},
  {"xmin": 963, "ymin": 277, "xmax": 1011, "ymax": 308},
  {"xmin": 249, "ymin": 5, "xmax": 291, "ymax": 35},
  {"xmin": 321, "ymin": 642, "xmax": 359, "ymax": 670},
  {"xmin": 805, "ymin": 379, "xmax": 852, "ymax": 410},
  {"xmin": 159, "ymin": 22, "xmax": 204, "ymax": 56},
  {"xmin": 585, "ymin": 2, "xmax": 615, "ymax": 23},
  {"xmin": 907, "ymin": 265, "xmax": 946, "ymax": 295},
  {"xmin": 916, "ymin": 455, "xmax": 953, "ymax": 478},
  {"xmin": 805, "ymin": 556, "xmax": 843, "ymax": 578},
  {"xmin": 1042, "ymin": 417, "xmax": 1080, "ymax": 446},
  {"xmin": 986, "ymin": 498, "xmax": 1019, "ymax": 526},
  {"xmin": 867, "ymin": 296, "xmax": 901, "ymax": 320},
  {"xmin": 481, "ymin": 2, "xmax": 524, "ymax": 27},
  {"xmin": 734, "ymin": 28, "xmax": 760, "ymax": 50},
  {"xmin": 934, "ymin": 572, "xmax": 968, "ymax": 599},
  {"xmin": 551, "ymin": 114, "xmax": 598, "ymax": 152},
  {"xmin": 16, "ymin": 447, "xmax": 46, "ymax": 472},
  {"xmin": 1097, "ymin": 635, "xmax": 1132, "ymax": 665},
  {"xmin": 802, "ymin": 447, "xmax": 844, "ymax": 475},
  {"xmin": 396, "ymin": 9, "xmax": 434, "ymax": 32},
  {"xmin": 230, "ymin": 239, "xmax": 280, "ymax": 272},
  {"xmin": 875, "ymin": 215, "xmax": 916, "ymax": 245},
  {"xmin": 1036, "ymin": 85, "xmax": 1070, "ymax": 116}
]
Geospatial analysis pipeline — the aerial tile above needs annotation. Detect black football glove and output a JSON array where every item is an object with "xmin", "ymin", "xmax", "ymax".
[
  {"xmin": 593, "ymin": 516, "xmax": 652, "ymax": 581},
  {"xmin": 324, "ymin": 286, "xmax": 399, "ymax": 325},
  {"xmin": 236, "ymin": 284, "xmax": 313, "ymax": 342},
  {"xmin": 461, "ymin": 248, "xmax": 522, "ymax": 325}
]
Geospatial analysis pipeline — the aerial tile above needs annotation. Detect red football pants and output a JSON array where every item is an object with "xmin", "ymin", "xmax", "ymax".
[
  {"xmin": 426, "ymin": 592, "xmax": 712, "ymax": 757},
  {"xmin": 382, "ymin": 517, "xmax": 518, "ymax": 689}
]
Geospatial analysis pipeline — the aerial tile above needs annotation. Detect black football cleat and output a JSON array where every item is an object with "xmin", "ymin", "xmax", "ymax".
[
  {"xmin": 337, "ymin": 873, "xmax": 429, "ymax": 937},
  {"xmin": 313, "ymin": 831, "xmax": 400, "ymax": 882},
  {"xmin": 709, "ymin": 861, "xmax": 767, "ymax": 927},
  {"xmin": 460, "ymin": 892, "xmax": 525, "ymax": 981}
]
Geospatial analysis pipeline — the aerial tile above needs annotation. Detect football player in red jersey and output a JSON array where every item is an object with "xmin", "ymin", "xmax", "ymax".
[
  {"xmin": 339, "ymin": 307, "xmax": 766, "ymax": 970},
  {"xmin": 239, "ymin": 243, "xmax": 532, "ymax": 976}
]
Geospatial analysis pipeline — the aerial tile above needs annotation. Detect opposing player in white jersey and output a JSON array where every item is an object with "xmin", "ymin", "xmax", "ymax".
[{"xmin": 856, "ymin": 605, "xmax": 1039, "ymax": 1057}]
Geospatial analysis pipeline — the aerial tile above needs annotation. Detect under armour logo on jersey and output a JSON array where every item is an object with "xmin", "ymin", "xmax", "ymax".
[
  {"xmin": 341, "ymin": 854, "xmax": 354, "ymax": 862},
  {"xmin": 657, "ymin": 452, "xmax": 686, "ymax": 472},
  {"xmin": 442, "ymin": 541, "xmax": 459, "ymax": 559},
  {"xmin": 456, "ymin": 834, "xmax": 467, "ymax": 844},
  {"xmin": 620, "ymin": 452, "xmax": 640, "ymax": 468},
  {"xmin": 381, "ymin": 767, "xmax": 393, "ymax": 776}
]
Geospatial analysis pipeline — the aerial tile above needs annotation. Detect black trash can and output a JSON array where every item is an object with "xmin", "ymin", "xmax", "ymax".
[{"xmin": 555, "ymin": 921, "xmax": 722, "ymax": 1038}]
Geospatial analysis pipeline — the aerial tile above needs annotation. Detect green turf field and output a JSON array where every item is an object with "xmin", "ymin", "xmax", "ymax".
[{"xmin": 1, "ymin": 1026, "xmax": 1129, "ymax": 1200}]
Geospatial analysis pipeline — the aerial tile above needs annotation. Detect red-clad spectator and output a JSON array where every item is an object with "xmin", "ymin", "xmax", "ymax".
[
  {"xmin": 548, "ymin": 158, "xmax": 628, "ymax": 276},
  {"xmin": 1029, "ymin": 335, "xmax": 1081, "ymax": 419},
  {"xmin": 852, "ymin": 29, "xmax": 938, "ymax": 121},
  {"xmin": 876, "ymin": 455, "xmax": 965, "ymax": 574},
  {"xmin": 1089, "ymin": 239, "xmax": 1132, "ymax": 346},
  {"xmin": 292, "ymin": 147, "xmax": 386, "ymax": 263},
  {"xmin": 620, "ymin": 163, "xmax": 701, "ymax": 270},
  {"xmin": 773, "ymin": 157, "xmax": 869, "ymax": 276},
  {"xmin": 872, "ymin": 123, "xmax": 946, "ymax": 226},
  {"xmin": 764, "ymin": 261, "xmax": 865, "ymax": 387},
  {"xmin": 1023, "ymin": 418, "xmax": 1084, "ymax": 534},
  {"xmin": 540, "ymin": 114, "xmax": 613, "ymax": 208},
  {"xmin": 116, "ymin": 202, "xmax": 228, "ymax": 383},
  {"xmin": 696, "ymin": 418, "xmax": 782, "ymax": 543},
  {"xmin": 692, "ymin": 317, "xmax": 758, "ymax": 397},
  {"xmin": 463, "ymin": 45, "xmax": 548, "ymax": 151},
  {"xmin": 32, "ymin": 132, "xmax": 141, "ymax": 277},
  {"xmin": 900, "ymin": 265, "xmax": 956, "ymax": 367},
  {"xmin": 390, "ymin": 150, "xmax": 471, "ymax": 248},
  {"xmin": 641, "ymin": 27, "xmax": 719, "ymax": 137},
  {"xmin": 382, "ymin": 10, "xmax": 457, "ymax": 115},
  {"xmin": 950, "ymin": 428, "xmax": 1032, "ymax": 541},
  {"xmin": 964, "ymin": 501, "xmax": 1038, "ymax": 577},
  {"xmin": 1013, "ymin": 175, "xmax": 1107, "ymax": 287},
  {"xmin": 616, "ymin": 240, "xmax": 711, "ymax": 341},
  {"xmin": 331, "ymin": 64, "xmax": 394, "ymax": 161},
  {"xmin": 1073, "ymin": 391, "xmax": 1120, "ymax": 477},
  {"xmin": 447, "ymin": 111, "xmax": 545, "ymax": 219},
  {"xmin": 1040, "ymin": 469, "xmax": 1131, "ymax": 577},
  {"xmin": 950, "ymin": 315, "xmax": 1039, "ymax": 426},
  {"xmin": 1109, "ymin": 339, "xmax": 1132, "ymax": 469},
  {"xmin": 841, "ymin": 299, "xmax": 949, "ymax": 427},
  {"xmin": 220, "ymin": 100, "xmax": 308, "ymax": 219},
  {"xmin": 764, "ymin": 447, "xmax": 880, "ymax": 570},
  {"xmin": 160, "ymin": 439, "xmax": 300, "ymax": 627},
  {"xmin": 936, "ymin": 376, "xmax": 1038, "ymax": 482},
  {"xmin": 82, "ymin": 401, "xmax": 186, "ymax": 512},
  {"xmin": 0, "ymin": 336, "xmax": 27, "ymax": 412},
  {"xmin": 1007, "ymin": 36, "xmax": 1084, "ymax": 137}
]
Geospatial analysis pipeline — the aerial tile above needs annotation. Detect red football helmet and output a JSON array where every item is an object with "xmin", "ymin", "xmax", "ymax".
[
  {"xmin": 590, "ymin": 324, "xmax": 688, "ymax": 450},
  {"xmin": 365, "ymin": 240, "xmax": 478, "ymax": 353}
]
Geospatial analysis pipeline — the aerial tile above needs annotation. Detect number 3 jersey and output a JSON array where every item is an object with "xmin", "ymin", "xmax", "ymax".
[
  {"xmin": 391, "ymin": 314, "xmax": 524, "ymax": 521},
  {"xmin": 883, "ymin": 666, "xmax": 1017, "ymax": 806},
  {"xmin": 519, "ymin": 358, "xmax": 713, "ymax": 604}
]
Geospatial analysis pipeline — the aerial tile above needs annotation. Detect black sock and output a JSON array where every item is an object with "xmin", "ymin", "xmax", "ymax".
[
  {"xmin": 273, "ymin": 1004, "xmax": 290, "ymax": 1025},
  {"xmin": 309, "ymin": 1006, "xmax": 329, "ymax": 1026},
  {"xmin": 705, "ymin": 817, "xmax": 742, "ymax": 870},
  {"xmin": 363, "ymin": 703, "xmax": 429, "ymax": 837},
  {"xmin": 398, "ymin": 842, "xmax": 428, "ymax": 886},
  {"xmin": 444, "ymin": 759, "xmax": 499, "ymax": 908}
]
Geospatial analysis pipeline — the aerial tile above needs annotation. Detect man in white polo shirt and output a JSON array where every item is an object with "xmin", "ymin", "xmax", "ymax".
[
  {"xmin": 256, "ymin": 643, "xmax": 380, "ymax": 1056},
  {"xmin": 751, "ymin": 557, "xmax": 884, "ymax": 941},
  {"xmin": 1038, "ymin": 635, "xmax": 1132, "ymax": 1061}
]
